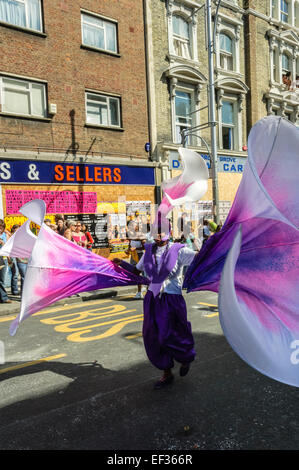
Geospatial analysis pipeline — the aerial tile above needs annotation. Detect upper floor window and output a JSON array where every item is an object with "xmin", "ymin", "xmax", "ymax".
[
  {"xmin": 0, "ymin": 75, "xmax": 47, "ymax": 117},
  {"xmin": 281, "ymin": 0, "xmax": 289, "ymax": 22},
  {"xmin": 85, "ymin": 92, "xmax": 121, "ymax": 128},
  {"xmin": 221, "ymin": 101, "xmax": 235, "ymax": 150},
  {"xmin": 220, "ymin": 33, "xmax": 234, "ymax": 71},
  {"xmin": 270, "ymin": 0, "xmax": 299, "ymax": 28},
  {"xmin": 81, "ymin": 12, "xmax": 118, "ymax": 54},
  {"xmin": 172, "ymin": 14, "xmax": 191, "ymax": 60},
  {"xmin": 0, "ymin": 0, "xmax": 42, "ymax": 32},
  {"xmin": 174, "ymin": 90, "xmax": 192, "ymax": 144}
]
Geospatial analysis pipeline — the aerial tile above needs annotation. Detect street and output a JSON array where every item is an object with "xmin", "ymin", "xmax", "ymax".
[{"xmin": 0, "ymin": 289, "xmax": 299, "ymax": 451}]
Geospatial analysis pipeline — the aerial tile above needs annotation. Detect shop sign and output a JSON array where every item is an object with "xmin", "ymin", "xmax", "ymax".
[
  {"xmin": 169, "ymin": 152, "xmax": 246, "ymax": 173},
  {"xmin": 0, "ymin": 160, "xmax": 155, "ymax": 185}
]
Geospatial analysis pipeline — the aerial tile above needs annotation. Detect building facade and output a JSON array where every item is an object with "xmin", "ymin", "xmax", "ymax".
[
  {"xmin": 145, "ymin": 0, "xmax": 249, "ymax": 232},
  {"xmin": 145, "ymin": 0, "xmax": 298, "ymax": 233},
  {"xmin": 0, "ymin": 0, "xmax": 154, "ymax": 256}
]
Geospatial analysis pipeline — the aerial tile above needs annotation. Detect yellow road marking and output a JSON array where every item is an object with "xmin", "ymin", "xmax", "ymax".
[
  {"xmin": 197, "ymin": 301, "xmax": 219, "ymax": 318},
  {"xmin": 0, "ymin": 353, "xmax": 67, "ymax": 375},
  {"xmin": 0, "ymin": 314, "xmax": 17, "ymax": 323},
  {"xmin": 197, "ymin": 301, "xmax": 218, "ymax": 308},
  {"xmin": 126, "ymin": 332, "xmax": 143, "ymax": 339}
]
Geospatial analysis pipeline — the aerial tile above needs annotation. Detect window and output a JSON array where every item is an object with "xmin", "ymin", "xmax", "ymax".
[
  {"xmin": 0, "ymin": 0, "xmax": 42, "ymax": 32},
  {"xmin": 175, "ymin": 90, "xmax": 192, "ymax": 144},
  {"xmin": 221, "ymin": 101, "xmax": 235, "ymax": 150},
  {"xmin": 0, "ymin": 76, "xmax": 46, "ymax": 117},
  {"xmin": 282, "ymin": 52, "xmax": 292, "ymax": 88},
  {"xmin": 220, "ymin": 33, "xmax": 234, "ymax": 71},
  {"xmin": 86, "ymin": 92, "xmax": 121, "ymax": 128},
  {"xmin": 172, "ymin": 14, "xmax": 191, "ymax": 60},
  {"xmin": 81, "ymin": 13, "xmax": 117, "ymax": 53},
  {"xmin": 281, "ymin": 0, "xmax": 289, "ymax": 22}
]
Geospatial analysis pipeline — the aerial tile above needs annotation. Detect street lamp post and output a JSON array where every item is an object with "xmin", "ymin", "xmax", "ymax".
[{"xmin": 206, "ymin": 0, "xmax": 220, "ymax": 224}]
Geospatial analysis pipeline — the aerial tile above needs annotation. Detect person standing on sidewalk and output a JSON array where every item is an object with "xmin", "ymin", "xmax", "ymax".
[
  {"xmin": 114, "ymin": 216, "xmax": 197, "ymax": 389},
  {"xmin": 0, "ymin": 220, "xmax": 12, "ymax": 303}
]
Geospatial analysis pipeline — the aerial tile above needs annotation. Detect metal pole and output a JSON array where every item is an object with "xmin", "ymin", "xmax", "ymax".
[{"xmin": 206, "ymin": 0, "xmax": 220, "ymax": 224}]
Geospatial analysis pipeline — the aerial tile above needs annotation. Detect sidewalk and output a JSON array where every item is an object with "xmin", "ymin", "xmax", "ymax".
[{"xmin": 0, "ymin": 285, "xmax": 138, "ymax": 317}]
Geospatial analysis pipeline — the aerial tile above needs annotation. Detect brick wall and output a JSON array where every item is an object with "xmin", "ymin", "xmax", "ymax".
[{"xmin": 0, "ymin": 0, "xmax": 149, "ymax": 160}]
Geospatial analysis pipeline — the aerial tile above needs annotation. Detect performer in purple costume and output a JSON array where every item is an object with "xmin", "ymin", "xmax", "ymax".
[{"xmin": 115, "ymin": 218, "xmax": 197, "ymax": 389}]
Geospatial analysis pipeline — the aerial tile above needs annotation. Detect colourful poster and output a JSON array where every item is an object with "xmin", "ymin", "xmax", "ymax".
[{"xmin": 5, "ymin": 190, "xmax": 97, "ymax": 215}]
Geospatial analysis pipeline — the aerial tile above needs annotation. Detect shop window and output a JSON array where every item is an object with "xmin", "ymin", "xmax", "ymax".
[
  {"xmin": 0, "ymin": 0, "xmax": 43, "ymax": 32},
  {"xmin": 81, "ymin": 12, "xmax": 118, "ymax": 54},
  {"xmin": 219, "ymin": 33, "xmax": 234, "ymax": 71},
  {"xmin": 0, "ymin": 76, "xmax": 47, "ymax": 117},
  {"xmin": 174, "ymin": 90, "xmax": 192, "ymax": 144},
  {"xmin": 86, "ymin": 92, "xmax": 121, "ymax": 128},
  {"xmin": 221, "ymin": 101, "xmax": 235, "ymax": 150},
  {"xmin": 172, "ymin": 14, "xmax": 191, "ymax": 60}
]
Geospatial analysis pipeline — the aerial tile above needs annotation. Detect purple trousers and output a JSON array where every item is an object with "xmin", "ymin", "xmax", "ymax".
[{"xmin": 142, "ymin": 291, "xmax": 196, "ymax": 371}]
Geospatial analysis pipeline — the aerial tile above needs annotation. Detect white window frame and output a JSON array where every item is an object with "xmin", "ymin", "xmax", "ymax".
[
  {"xmin": 81, "ymin": 12, "xmax": 118, "ymax": 54},
  {"xmin": 0, "ymin": 75, "xmax": 47, "ymax": 117},
  {"xmin": 218, "ymin": 95, "xmax": 240, "ymax": 151},
  {"xmin": 270, "ymin": 0, "xmax": 299, "ymax": 28},
  {"xmin": 166, "ymin": 1, "xmax": 198, "ymax": 62},
  {"xmin": 219, "ymin": 32, "xmax": 234, "ymax": 71},
  {"xmin": 85, "ymin": 91, "xmax": 121, "ymax": 128},
  {"xmin": 0, "ymin": 0, "xmax": 43, "ymax": 32},
  {"xmin": 215, "ymin": 18, "xmax": 241, "ymax": 74},
  {"xmin": 172, "ymin": 14, "xmax": 192, "ymax": 60},
  {"xmin": 174, "ymin": 88, "xmax": 193, "ymax": 144}
]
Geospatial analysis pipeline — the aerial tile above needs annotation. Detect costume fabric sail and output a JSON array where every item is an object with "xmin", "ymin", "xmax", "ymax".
[
  {"xmin": 184, "ymin": 116, "xmax": 299, "ymax": 387},
  {"xmin": 2, "ymin": 200, "xmax": 148, "ymax": 336},
  {"xmin": 2, "ymin": 115, "xmax": 299, "ymax": 388}
]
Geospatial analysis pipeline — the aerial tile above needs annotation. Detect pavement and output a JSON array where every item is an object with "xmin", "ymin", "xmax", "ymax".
[{"xmin": 0, "ymin": 285, "xmax": 139, "ymax": 317}]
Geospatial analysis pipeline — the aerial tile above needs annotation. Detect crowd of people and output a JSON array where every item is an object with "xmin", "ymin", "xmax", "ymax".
[{"xmin": 0, "ymin": 214, "xmax": 95, "ymax": 304}]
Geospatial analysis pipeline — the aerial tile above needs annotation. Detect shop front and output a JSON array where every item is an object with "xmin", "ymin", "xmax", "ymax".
[{"xmin": 0, "ymin": 159, "xmax": 156, "ymax": 258}]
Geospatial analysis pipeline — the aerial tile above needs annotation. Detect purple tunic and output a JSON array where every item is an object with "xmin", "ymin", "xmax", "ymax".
[{"xmin": 142, "ymin": 243, "xmax": 196, "ymax": 370}]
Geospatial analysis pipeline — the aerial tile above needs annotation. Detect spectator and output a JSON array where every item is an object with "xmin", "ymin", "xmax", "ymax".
[
  {"xmin": 82, "ymin": 224, "xmax": 94, "ymax": 251},
  {"xmin": 8, "ymin": 225, "xmax": 20, "ymax": 296},
  {"xmin": 202, "ymin": 219, "xmax": 211, "ymax": 244},
  {"xmin": 64, "ymin": 220, "xmax": 76, "ymax": 242},
  {"xmin": 56, "ymin": 217, "xmax": 65, "ymax": 236},
  {"xmin": 11, "ymin": 224, "xmax": 28, "ymax": 294},
  {"xmin": 0, "ymin": 220, "xmax": 12, "ymax": 303},
  {"xmin": 44, "ymin": 218, "xmax": 52, "ymax": 227},
  {"xmin": 72, "ymin": 221, "xmax": 88, "ymax": 248}
]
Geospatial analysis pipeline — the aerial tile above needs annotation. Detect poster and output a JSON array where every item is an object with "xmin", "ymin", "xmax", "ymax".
[
  {"xmin": 5, "ymin": 190, "xmax": 97, "ymax": 215},
  {"xmin": 64, "ymin": 213, "xmax": 109, "ymax": 249}
]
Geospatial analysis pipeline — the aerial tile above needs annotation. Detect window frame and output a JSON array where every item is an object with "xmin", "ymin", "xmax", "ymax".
[
  {"xmin": 172, "ymin": 13, "xmax": 192, "ymax": 60},
  {"xmin": 218, "ymin": 96, "xmax": 240, "ymax": 151},
  {"xmin": 0, "ymin": 75, "xmax": 47, "ymax": 118},
  {"xmin": 219, "ymin": 32, "xmax": 234, "ymax": 71},
  {"xmin": 0, "ymin": 0, "xmax": 44, "ymax": 34},
  {"xmin": 81, "ymin": 11, "xmax": 118, "ymax": 55},
  {"xmin": 174, "ymin": 88, "xmax": 193, "ymax": 145},
  {"xmin": 85, "ymin": 91, "xmax": 122, "ymax": 129}
]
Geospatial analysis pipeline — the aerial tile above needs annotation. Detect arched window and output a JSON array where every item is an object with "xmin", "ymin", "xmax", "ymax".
[
  {"xmin": 172, "ymin": 15, "xmax": 191, "ymax": 59},
  {"xmin": 219, "ymin": 33, "xmax": 234, "ymax": 71}
]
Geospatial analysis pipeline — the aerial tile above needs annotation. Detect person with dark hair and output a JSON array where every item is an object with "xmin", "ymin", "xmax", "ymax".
[
  {"xmin": 113, "ymin": 215, "xmax": 198, "ymax": 389},
  {"xmin": 0, "ymin": 220, "xmax": 12, "ymax": 303}
]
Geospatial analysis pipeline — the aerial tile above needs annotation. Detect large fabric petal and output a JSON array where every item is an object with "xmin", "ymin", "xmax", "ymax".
[
  {"xmin": 8, "ymin": 201, "xmax": 148, "ymax": 336},
  {"xmin": 158, "ymin": 147, "xmax": 209, "ymax": 217},
  {"xmin": 184, "ymin": 116, "xmax": 299, "ymax": 386}
]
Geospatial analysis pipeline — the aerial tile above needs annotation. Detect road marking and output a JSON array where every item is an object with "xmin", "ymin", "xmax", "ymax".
[
  {"xmin": 0, "ymin": 353, "xmax": 67, "ymax": 375},
  {"xmin": 0, "ymin": 314, "xmax": 17, "ymax": 323},
  {"xmin": 125, "ymin": 332, "xmax": 143, "ymax": 339},
  {"xmin": 197, "ymin": 301, "xmax": 219, "ymax": 318}
]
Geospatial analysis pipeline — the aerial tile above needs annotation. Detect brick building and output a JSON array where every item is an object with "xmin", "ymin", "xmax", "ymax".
[{"xmin": 0, "ymin": 0, "xmax": 154, "ymax": 256}]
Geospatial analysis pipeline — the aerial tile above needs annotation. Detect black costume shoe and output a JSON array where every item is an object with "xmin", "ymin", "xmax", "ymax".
[
  {"xmin": 153, "ymin": 374, "xmax": 174, "ymax": 389},
  {"xmin": 179, "ymin": 363, "xmax": 190, "ymax": 377}
]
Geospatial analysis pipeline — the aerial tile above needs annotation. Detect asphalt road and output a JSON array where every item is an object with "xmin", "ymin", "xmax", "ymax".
[{"xmin": 0, "ymin": 289, "xmax": 299, "ymax": 451}]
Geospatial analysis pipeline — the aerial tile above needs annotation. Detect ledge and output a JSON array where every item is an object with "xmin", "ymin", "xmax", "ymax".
[
  {"xmin": 80, "ymin": 44, "xmax": 121, "ymax": 58},
  {"xmin": 85, "ymin": 123, "xmax": 124, "ymax": 131},
  {"xmin": 0, "ymin": 21, "xmax": 47, "ymax": 38},
  {"xmin": 0, "ymin": 113, "xmax": 52, "ymax": 122}
]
